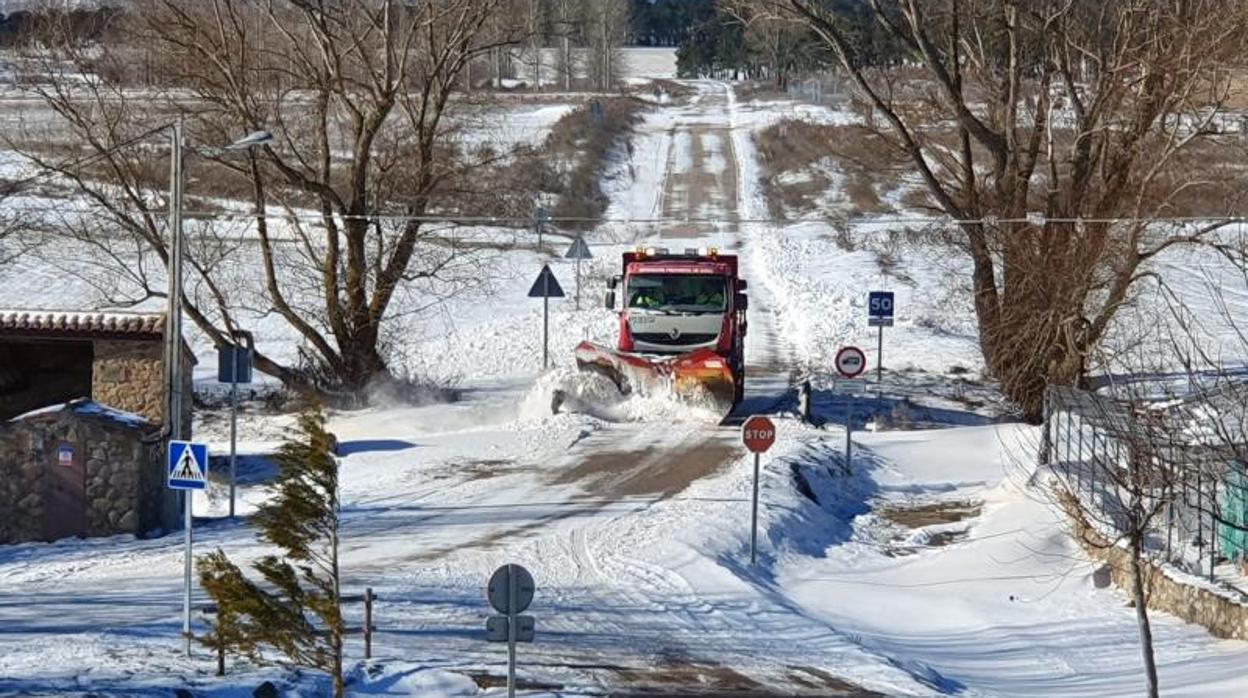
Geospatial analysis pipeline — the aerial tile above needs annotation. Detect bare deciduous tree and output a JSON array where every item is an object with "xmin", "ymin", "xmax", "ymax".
[
  {"xmin": 723, "ymin": 1, "xmax": 827, "ymax": 89},
  {"xmin": 585, "ymin": 0, "xmax": 630, "ymax": 91},
  {"xmin": 1045, "ymin": 386, "xmax": 1173, "ymax": 697},
  {"xmin": 553, "ymin": 0, "xmax": 581, "ymax": 91},
  {"xmin": 0, "ymin": 194, "xmax": 22, "ymax": 270},
  {"xmin": 10, "ymin": 0, "xmax": 518, "ymax": 397},
  {"xmin": 767, "ymin": 0, "xmax": 1248, "ymax": 419},
  {"xmin": 1043, "ymin": 241, "xmax": 1247, "ymax": 697}
]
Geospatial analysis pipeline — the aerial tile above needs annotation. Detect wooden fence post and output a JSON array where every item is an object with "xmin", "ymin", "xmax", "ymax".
[
  {"xmin": 364, "ymin": 588, "xmax": 374, "ymax": 660},
  {"xmin": 1039, "ymin": 389, "xmax": 1052, "ymax": 468}
]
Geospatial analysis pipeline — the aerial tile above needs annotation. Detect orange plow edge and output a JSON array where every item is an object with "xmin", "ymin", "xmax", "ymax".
[{"xmin": 573, "ymin": 341, "xmax": 737, "ymax": 415}]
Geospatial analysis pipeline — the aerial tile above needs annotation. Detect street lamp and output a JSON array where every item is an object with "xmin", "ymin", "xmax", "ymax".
[
  {"xmin": 165, "ymin": 120, "xmax": 272, "ymax": 657},
  {"xmin": 224, "ymin": 130, "xmax": 274, "ymax": 151},
  {"xmin": 166, "ymin": 124, "xmax": 274, "ymax": 446}
]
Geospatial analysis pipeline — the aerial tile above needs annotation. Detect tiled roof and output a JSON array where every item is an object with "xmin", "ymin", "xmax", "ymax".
[{"xmin": 0, "ymin": 309, "xmax": 165, "ymax": 339}]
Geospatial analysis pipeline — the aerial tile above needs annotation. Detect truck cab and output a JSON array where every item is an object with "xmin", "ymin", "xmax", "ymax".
[{"xmin": 605, "ymin": 247, "xmax": 748, "ymax": 397}]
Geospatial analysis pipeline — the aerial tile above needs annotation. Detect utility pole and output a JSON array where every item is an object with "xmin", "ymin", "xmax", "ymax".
[
  {"xmin": 562, "ymin": 14, "xmax": 572, "ymax": 91},
  {"xmin": 530, "ymin": 0, "xmax": 541, "ymax": 91},
  {"xmin": 164, "ymin": 117, "xmax": 190, "ymax": 658},
  {"xmin": 164, "ymin": 123, "xmax": 272, "ymax": 659},
  {"xmin": 600, "ymin": 13, "xmax": 608, "ymax": 90}
]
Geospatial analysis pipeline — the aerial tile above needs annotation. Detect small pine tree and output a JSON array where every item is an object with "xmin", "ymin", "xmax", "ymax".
[{"xmin": 197, "ymin": 406, "xmax": 345, "ymax": 696}]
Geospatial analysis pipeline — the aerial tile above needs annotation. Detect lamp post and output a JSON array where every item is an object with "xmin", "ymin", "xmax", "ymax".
[{"xmin": 166, "ymin": 123, "xmax": 273, "ymax": 657}]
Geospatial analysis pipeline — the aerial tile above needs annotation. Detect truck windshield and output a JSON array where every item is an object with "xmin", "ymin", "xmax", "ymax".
[{"xmin": 627, "ymin": 275, "xmax": 726, "ymax": 313}]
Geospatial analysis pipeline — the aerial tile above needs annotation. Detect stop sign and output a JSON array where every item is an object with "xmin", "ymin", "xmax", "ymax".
[{"xmin": 742, "ymin": 415, "xmax": 776, "ymax": 453}]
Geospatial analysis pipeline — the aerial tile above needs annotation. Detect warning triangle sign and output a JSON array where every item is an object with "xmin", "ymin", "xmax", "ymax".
[
  {"xmin": 564, "ymin": 236, "xmax": 593, "ymax": 260},
  {"xmin": 527, "ymin": 264, "xmax": 565, "ymax": 298}
]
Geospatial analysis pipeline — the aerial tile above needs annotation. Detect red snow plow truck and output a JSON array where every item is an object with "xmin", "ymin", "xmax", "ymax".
[{"xmin": 574, "ymin": 247, "xmax": 748, "ymax": 415}]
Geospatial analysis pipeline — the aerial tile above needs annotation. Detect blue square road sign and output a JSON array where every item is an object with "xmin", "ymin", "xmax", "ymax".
[
  {"xmin": 868, "ymin": 291, "xmax": 895, "ymax": 327},
  {"xmin": 168, "ymin": 440, "xmax": 210, "ymax": 490}
]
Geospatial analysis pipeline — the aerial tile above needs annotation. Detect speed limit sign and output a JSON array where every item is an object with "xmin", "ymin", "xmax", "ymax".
[
  {"xmin": 835, "ymin": 346, "xmax": 867, "ymax": 378},
  {"xmin": 868, "ymin": 291, "xmax": 895, "ymax": 327}
]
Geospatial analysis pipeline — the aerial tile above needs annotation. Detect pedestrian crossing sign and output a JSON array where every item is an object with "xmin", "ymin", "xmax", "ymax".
[{"xmin": 168, "ymin": 440, "xmax": 209, "ymax": 490}]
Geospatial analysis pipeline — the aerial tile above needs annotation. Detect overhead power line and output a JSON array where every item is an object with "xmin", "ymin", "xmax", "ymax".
[{"xmin": 4, "ymin": 204, "xmax": 1248, "ymax": 229}]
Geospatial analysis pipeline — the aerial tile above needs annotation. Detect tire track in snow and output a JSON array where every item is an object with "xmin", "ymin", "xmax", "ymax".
[{"xmin": 723, "ymin": 81, "xmax": 799, "ymax": 416}]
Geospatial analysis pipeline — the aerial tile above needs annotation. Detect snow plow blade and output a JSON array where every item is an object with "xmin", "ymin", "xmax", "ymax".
[{"xmin": 574, "ymin": 341, "xmax": 737, "ymax": 414}]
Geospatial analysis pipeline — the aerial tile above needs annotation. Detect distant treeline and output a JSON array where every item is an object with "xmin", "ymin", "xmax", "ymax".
[
  {"xmin": 630, "ymin": 0, "xmax": 715, "ymax": 47},
  {"xmin": 0, "ymin": 8, "xmax": 119, "ymax": 47},
  {"xmin": 671, "ymin": 1, "xmax": 895, "ymax": 82}
]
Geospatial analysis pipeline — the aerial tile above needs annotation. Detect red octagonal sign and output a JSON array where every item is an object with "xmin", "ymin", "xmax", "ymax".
[{"xmin": 742, "ymin": 415, "xmax": 776, "ymax": 454}]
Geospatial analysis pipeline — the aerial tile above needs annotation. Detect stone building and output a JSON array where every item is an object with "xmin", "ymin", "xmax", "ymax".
[
  {"xmin": 0, "ymin": 310, "xmax": 194, "ymax": 427},
  {"xmin": 0, "ymin": 400, "xmax": 179, "ymax": 543},
  {"xmin": 0, "ymin": 310, "xmax": 194, "ymax": 543}
]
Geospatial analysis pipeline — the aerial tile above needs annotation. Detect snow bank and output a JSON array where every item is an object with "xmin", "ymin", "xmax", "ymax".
[{"xmin": 352, "ymin": 664, "xmax": 480, "ymax": 696}]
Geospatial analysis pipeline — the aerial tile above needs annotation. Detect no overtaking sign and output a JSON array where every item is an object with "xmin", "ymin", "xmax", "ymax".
[{"xmin": 835, "ymin": 346, "xmax": 867, "ymax": 378}]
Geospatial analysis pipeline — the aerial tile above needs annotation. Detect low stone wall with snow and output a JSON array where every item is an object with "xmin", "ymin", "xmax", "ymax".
[
  {"xmin": 1062, "ymin": 493, "xmax": 1248, "ymax": 640},
  {"xmin": 0, "ymin": 402, "xmax": 178, "ymax": 544}
]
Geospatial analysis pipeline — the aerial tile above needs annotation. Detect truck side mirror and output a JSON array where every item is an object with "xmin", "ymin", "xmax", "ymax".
[
  {"xmin": 608, "ymin": 276, "xmax": 620, "ymax": 290},
  {"xmin": 738, "ymin": 280, "xmax": 748, "ymax": 291},
  {"xmin": 736, "ymin": 293, "xmax": 748, "ymax": 311},
  {"xmin": 605, "ymin": 291, "xmax": 616, "ymax": 309}
]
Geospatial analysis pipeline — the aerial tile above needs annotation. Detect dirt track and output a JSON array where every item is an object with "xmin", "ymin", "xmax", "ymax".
[
  {"xmin": 551, "ymin": 438, "xmax": 741, "ymax": 498},
  {"xmin": 659, "ymin": 123, "xmax": 740, "ymax": 238}
]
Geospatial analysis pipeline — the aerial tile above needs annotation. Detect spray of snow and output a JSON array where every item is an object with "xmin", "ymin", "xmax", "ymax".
[{"xmin": 519, "ymin": 368, "xmax": 724, "ymax": 424}]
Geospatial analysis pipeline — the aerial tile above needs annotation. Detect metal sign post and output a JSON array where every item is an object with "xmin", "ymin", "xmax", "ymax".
[
  {"xmin": 527, "ymin": 265, "xmax": 565, "ymax": 370},
  {"xmin": 835, "ymin": 347, "xmax": 867, "ymax": 473},
  {"xmin": 534, "ymin": 205, "xmax": 549, "ymax": 250},
  {"xmin": 564, "ymin": 236, "xmax": 593, "ymax": 311},
  {"xmin": 507, "ymin": 567, "xmax": 517, "ymax": 697},
  {"xmin": 217, "ymin": 331, "xmax": 254, "ymax": 519},
  {"xmin": 867, "ymin": 292, "xmax": 895, "ymax": 385},
  {"xmin": 846, "ymin": 395, "xmax": 853, "ymax": 467},
  {"xmin": 742, "ymin": 415, "xmax": 776, "ymax": 565},
  {"xmin": 168, "ymin": 440, "xmax": 209, "ymax": 657},
  {"xmin": 834, "ymin": 379, "xmax": 866, "ymax": 472},
  {"xmin": 486, "ymin": 564, "xmax": 536, "ymax": 698}
]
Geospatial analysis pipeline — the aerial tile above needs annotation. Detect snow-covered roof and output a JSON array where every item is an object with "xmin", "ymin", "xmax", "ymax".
[
  {"xmin": 0, "ymin": 309, "xmax": 165, "ymax": 340},
  {"xmin": 9, "ymin": 398, "xmax": 152, "ymax": 428}
]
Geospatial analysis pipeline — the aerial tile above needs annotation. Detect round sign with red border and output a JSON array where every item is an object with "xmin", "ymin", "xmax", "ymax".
[
  {"xmin": 742, "ymin": 415, "xmax": 776, "ymax": 454},
  {"xmin": 835, "ymin": 346, "xmax": 867, "ymax": 378}
]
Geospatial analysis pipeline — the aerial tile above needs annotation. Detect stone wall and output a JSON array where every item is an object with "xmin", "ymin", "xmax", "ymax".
[
  {"xmin": 1062, "ymin": 493, "xmax": 1248, "ymax": 640},
  {"xmin": 92, "ymin": 340, "xmax": 164, "ymax": 424},
  {"xmin": 90, "ymin": 339, "xmax": 194, "ymax": 440},
  {"xmin": 0, "ymin": 402, "xmax": 179, "ymax": 544},
  {"xmin": 0, "ymin": 425, "xmax": 43, "ymax": 544}
]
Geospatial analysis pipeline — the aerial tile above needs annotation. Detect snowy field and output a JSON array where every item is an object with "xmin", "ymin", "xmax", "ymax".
[
  {"xmin": 509, "ymin": 47, "xmax": 679, "ymax": 86},
  {"xmin": 1, "ymin": 80, "xmax": 1247, "ymax": 695}
]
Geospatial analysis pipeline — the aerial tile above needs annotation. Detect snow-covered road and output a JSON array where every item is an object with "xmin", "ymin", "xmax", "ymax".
[{"xmin": 2, "ymin": 80, "xmax": 1248, "ymax": 696}]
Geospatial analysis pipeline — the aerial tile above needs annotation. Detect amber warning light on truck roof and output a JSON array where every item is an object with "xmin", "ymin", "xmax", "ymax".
[{"xmin": 634, "ymin": 246, "xmax": 719, "ymax": 258}]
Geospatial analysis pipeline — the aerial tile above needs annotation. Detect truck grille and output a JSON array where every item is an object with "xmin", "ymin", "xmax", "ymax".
[{"xmin": 633, "ymin": 332, "xmax": 719, "ymax": 347}]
